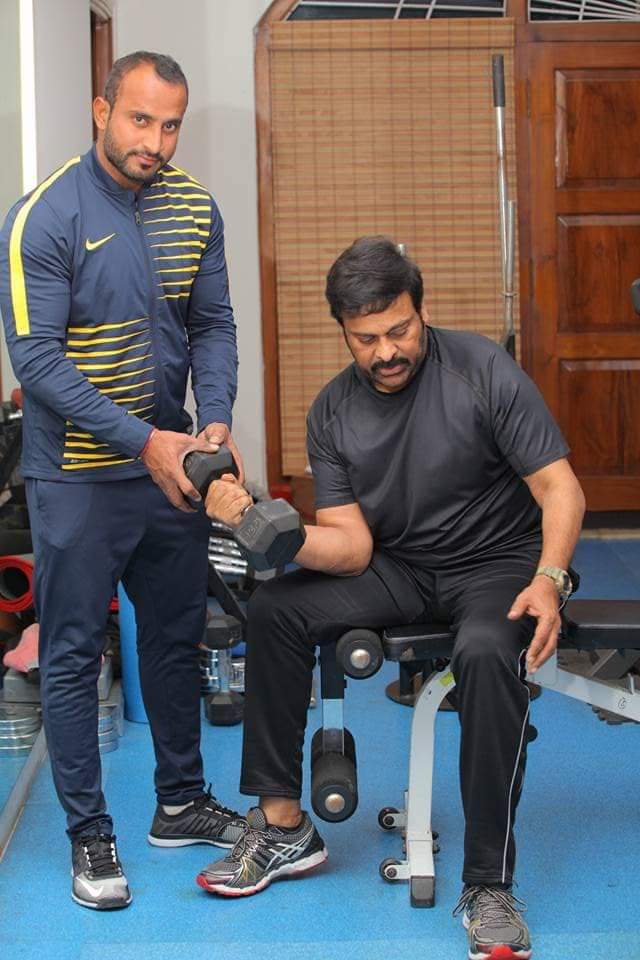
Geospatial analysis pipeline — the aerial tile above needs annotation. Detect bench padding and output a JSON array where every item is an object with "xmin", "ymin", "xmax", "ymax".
[{"xmin": 382, "ymin": 599, "xmax": 640, "ymax": 662}]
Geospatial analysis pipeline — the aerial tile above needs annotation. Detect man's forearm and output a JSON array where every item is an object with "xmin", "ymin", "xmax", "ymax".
[
  {"xmin": 537, "ymin": 478, "xmax": 585, "ymax": 571},
  {"xmin": 294, "ymin": 524, "xmax": 371, "ymax": 577}
]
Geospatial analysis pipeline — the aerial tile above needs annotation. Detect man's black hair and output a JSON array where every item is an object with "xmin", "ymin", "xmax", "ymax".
[
  {"xmin": 325, "ymin": 236, "xmax": 424, "ymax": 324},
  {"xmin": 104, "ymin": 51, "xmax": 188, "ymax": 107}
]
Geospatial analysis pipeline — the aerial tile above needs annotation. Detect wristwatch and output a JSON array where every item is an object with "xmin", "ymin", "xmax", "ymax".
[{"xmin": 535, "ymin": 566, "xmax": 572, "ymax": 605}]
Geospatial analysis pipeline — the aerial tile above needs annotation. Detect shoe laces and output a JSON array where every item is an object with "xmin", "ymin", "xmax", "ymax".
[
  {"xmin": 194, "ymin": 784, "xmax": 241, "ymax": 820},
  {"xmin": 453, "ymin": 886, "xmax": 527, "ymax": 925},
  {"xmin": 230, "ymin": 825, "xmax": 271, "ymax": 861},
  {"xmin": 79, "ymin": 833, "xmax": 121, "ymax": 878}
]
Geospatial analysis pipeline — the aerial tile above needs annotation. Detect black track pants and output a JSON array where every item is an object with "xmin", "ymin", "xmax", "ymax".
[{"xmin": 240, "ymin": 548, "xmax": 538, "ymax": 886}]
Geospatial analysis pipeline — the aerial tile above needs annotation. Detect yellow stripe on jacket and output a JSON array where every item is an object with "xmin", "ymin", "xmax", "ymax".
[{"xmin": 9, "ymin": 157, "xmax": 81, "ymax": 336}]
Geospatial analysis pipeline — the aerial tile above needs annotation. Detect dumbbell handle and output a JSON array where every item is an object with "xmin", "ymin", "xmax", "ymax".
[
  {"xmin": 184, "ymin": 450, "xmax": 305, "ymax": 572},
  {"xmin": 183, "ymin": 447, "xmax": 239, "ymax": 499}
]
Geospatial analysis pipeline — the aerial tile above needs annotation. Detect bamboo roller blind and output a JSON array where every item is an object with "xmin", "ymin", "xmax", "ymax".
[{"xmin": 269, "ymin": 19, "xmax": 518, "ymax": 477}]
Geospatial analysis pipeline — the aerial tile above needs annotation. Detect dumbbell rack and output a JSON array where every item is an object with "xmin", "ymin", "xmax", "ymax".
[{"xmin": 208, "ymin": 520, "xmax": 248, "ymax": 579}]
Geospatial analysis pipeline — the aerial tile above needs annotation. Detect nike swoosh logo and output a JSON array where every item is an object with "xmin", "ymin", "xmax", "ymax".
[
  {"xmin": 76, "ymin": 876, "xmax": 104, "ymax": 897},
  {"xmin": 85, "ymin": 233, "xmax": 116, "ymax": 251}
]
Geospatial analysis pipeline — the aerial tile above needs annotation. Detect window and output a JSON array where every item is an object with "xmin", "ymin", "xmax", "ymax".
[
  {"xmin": 529, "ymin": 0, "xmax": 640, "ymax": 21},
  {"xmin": 287, "ymin": 0, "xmax": 506, "ymax": 21}
]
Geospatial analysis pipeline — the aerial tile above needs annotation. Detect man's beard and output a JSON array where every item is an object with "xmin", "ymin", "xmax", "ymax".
[{"xmin": 103, "ymin": 126, "xmax": 164, "ymax": 186}]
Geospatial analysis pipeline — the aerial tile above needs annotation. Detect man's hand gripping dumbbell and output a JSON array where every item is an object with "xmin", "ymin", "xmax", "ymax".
[{"xmin": 183, "ymin": 449, "xmax": 306, "ymax": 571}]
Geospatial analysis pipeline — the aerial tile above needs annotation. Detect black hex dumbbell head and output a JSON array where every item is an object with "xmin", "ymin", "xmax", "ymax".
[
  {"xmin": 204, "ymin": 691, "xmax": 244, "ymax": 726},
  {"xmin": 236, "ymin": 499, "xmax": 305, "ymax": 572},
  {"xmin": 183, "ymin": 448, "xmax": 238, "ymax": 499},
  {"xmin": 204, "ymin": 614, "xmax": 243, "ymax": 650}
]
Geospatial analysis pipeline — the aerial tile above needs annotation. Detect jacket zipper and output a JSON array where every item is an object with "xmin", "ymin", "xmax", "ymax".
[{"xmin": 133, "ymin": 193, "xmax": 162, "ymax": 421}]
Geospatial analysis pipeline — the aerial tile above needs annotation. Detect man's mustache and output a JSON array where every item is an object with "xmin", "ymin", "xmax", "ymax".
[
  {"xmin": 128, "ymin": 150, "xmax": 164, "ymax": 164},
  {"xmin": 372, "ymin": 357, "xmax": 410, "ymax": 374}
]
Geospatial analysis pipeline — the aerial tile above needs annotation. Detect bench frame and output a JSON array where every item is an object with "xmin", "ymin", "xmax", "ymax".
[{"xmin": 317, "ymin": 600, "xmax": 640, "ymax": 907}]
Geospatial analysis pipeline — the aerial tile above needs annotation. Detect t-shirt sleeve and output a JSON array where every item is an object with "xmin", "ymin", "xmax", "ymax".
[
  {"xmin": 489, "ymin": 346, "xmax": 570, "ymax": 477},
  {"xmin": 306, "ymin": 407, "xmax": 356, "ymax": 509}
]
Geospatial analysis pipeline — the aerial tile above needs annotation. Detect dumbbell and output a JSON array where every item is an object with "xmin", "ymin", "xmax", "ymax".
[
  {"xmin": 336, "ymin": 629, "xmax": 383, "ymax": 679},
  {"xmin": 184, "ymin": 449, "xmax": 306, "ymax": 571},
  {"xmin": 202, "ymin": 614, "xmax": 244, "ymax": 726}
]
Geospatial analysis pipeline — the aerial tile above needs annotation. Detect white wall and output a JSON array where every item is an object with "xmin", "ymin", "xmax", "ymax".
[
  {"xmin": 1, "ymin": 0, "xmax": 93, "ymax": 400},
  {"xmin": 0, "ymin": 0, "xmax": 22, "ymax": 223},
  {"xmin": 0, "ymin": 0, "xmax": 23, "ymax": 397},
  {"xmin": 115, "ymin": 0, "xmax": 271, "ymax": 487},
  {"xmin": 33, "ymin": 0, "xmax": 92, "ymax": 179}
]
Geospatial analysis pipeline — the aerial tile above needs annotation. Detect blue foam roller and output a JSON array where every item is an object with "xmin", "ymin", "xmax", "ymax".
[{"xmin": 117, "ymin": 582, "xmax": 148, "ymax": 724}]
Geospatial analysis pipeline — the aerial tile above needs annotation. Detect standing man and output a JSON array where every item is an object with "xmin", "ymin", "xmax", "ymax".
[
  {"xmin": 0, "ymin": 52, "xmax": 248, "ymax": 910},
  {"xmin": 199, "ymin": 238, "xmax": 585, "ymax": 960}
]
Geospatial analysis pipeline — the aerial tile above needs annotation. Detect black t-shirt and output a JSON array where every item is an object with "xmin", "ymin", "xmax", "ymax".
[{"xmin": 306, "ymin": 326, "xmax": 569, "ymax": 568}]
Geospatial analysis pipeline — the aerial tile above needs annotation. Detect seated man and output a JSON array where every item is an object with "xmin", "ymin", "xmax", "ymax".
[{"xmin": 199, "ymin": 237, "xmax": 585, "ymax": 960}]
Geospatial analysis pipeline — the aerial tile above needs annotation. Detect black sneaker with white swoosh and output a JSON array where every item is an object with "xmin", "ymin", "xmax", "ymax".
[
  {"xmin": 196, "ymin": 807, "xmax": 328, "ymax": 897},
  {"xmin": 71, "ymin": 832, "xmax": 131, "ymax": 910}
]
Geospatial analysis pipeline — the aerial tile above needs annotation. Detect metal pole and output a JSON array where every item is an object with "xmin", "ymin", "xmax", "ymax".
[
  {"xmin": 492, "ymin": 54, "xmax": 508, "ymax": 278},
  {"xmin": 492, "ymin": 54, "xmax": 517, "ymax": 357},
  {"xmin": 503, "ymin": 200, "xmax": 516, "ymax": 355}
]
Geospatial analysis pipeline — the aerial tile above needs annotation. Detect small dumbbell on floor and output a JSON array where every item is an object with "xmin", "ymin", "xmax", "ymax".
[
  {"xmin": 202, "ymin": 614, "xmax": 244, "ymax": 726},
  {"xmin": 184, "ymin": 449, "xmax": 306, "ymax": 571}
]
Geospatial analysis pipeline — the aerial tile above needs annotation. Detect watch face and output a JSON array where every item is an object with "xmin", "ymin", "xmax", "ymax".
[{"xmin": 559, "ymin": 571, "xmax": 572, "ymax": 594}]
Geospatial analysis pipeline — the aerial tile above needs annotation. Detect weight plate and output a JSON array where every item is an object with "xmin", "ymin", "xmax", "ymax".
[
  {"xmin": 98, "ymin": 729, "xmax": 119, "ymax": 744},
  {"xmin": 0, "ymin": 719, "xmax": 40, "ymax": 736},
  {"xmin": 0, "ymin": 704, "xmax": 41, "ymax": 731},
  {"xmin": 0, "ymin": 728, "xmax": 39, "ymax": 747},
  {"xmin": 0, "ymin": 738, "xmax": 38, "ymax": 758}
]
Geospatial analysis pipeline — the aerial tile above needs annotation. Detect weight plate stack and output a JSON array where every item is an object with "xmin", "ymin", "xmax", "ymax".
[
  {"xmin": 98, "ymin": 706, "xmax": 119, "ymax": 755},
  {"xmin": 0, "ymin": 703, "xmax": 41, "ymax": 758},
  {"xmin": 208, "ymin": 523, "xmax": 247, "ymax": 579}
]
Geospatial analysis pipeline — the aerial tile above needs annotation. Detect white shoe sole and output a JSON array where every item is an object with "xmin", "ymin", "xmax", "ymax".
[
  {"xmin": 71, "ymin": 890, "xmax": 132, "ymax": 910},
  {"xmin": 197, "ymin": 846, "xmax": 329, "ymax": 897},
  {"xmin": 147, "ymin": 833, "xmax": 234, "ymax": 848}
]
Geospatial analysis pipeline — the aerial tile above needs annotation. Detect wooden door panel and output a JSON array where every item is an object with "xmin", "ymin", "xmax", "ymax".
[
  {"xmin": 556, "ymin": 69, "xmax": 640, "ymax": 187},
  {"xmin": 557, "ymin": 333, "xmax": 640, "ymax": 359},
  {"xmin": 624, "ymin": 367, "xmax": 640, "ymax": 475},
  {"xmin": 558, "ymin": 363, "xmax": 617, "ymax": 475},
  {"xmin": 558, "ymin": 189, "xmax": 640, "ymax": 215},
  {"xmin": 527, "ymin": 42, "xmax": 640, "ymax": 510},
  {"xmin": 557, "ymin": 216, "xmax": 640, "ymax": 332}
]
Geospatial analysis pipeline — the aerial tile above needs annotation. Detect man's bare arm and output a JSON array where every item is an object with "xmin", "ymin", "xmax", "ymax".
[
  {"xmin": 509, "ymin": 458, "xmax": 585, "ymax": 672},
  {"xmin": 295, "ymin": 502, "xmax": 373, "ymax": 576}
]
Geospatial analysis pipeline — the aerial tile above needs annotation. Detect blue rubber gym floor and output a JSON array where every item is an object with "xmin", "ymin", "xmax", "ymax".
[{"xmin": 1, "ymin": 538, "xmax": 639, "ymax": 960}]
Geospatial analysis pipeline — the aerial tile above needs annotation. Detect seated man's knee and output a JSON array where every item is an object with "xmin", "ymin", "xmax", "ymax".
[{"xmin": 451, "ymin": 618, "xmax": 527, "ymax": 678}]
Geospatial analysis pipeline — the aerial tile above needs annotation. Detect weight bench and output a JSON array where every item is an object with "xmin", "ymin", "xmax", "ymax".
[{"xmin": 311, "ymin": 599, "xmax": 640, "ymax": 907}]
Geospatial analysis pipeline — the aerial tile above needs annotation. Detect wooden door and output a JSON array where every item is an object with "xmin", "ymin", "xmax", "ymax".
[{"xmin": 526, "ymin": 42, "xmax": 640, "ymax": 510}]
